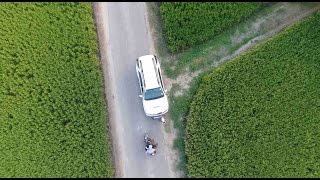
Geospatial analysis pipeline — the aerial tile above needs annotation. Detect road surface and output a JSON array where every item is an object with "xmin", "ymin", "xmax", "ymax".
[{"xmin": 93, "ymin": 2, "xmax": 175, "ymax": 178}]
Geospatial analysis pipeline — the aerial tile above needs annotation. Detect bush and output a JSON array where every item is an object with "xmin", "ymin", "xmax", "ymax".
[
  {"xmin": 160, "ymin": 2, "xmax": 262, "ymax": 53},
  {"xmin": 185, "ymin": 12, "xmax": 320, "ymax": 177},
  {"xmin": 0, "ymin": 2, "xmax": 114, "ymax": 177}
]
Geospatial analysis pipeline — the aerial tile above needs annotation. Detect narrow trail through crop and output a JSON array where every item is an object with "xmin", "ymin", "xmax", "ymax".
[{"xmin": 162, "ymin": 3, "xmax": 320, "ymax": 96}]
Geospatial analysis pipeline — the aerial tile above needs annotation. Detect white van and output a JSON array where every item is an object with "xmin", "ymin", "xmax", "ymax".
[{"xmin": 135, "ymin": 55, "xmax": 168, "ymax": 117}]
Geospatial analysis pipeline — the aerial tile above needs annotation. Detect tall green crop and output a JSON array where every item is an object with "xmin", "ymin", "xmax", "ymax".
[
  {"xmin": 0, "ymin": 2, "xmax": 114, "ymax": 177},
  {"xmin": 160, "ymin": 2, "xmax": 262, "ymax": 53},
  {"xmin": 186, "ymin": 12, "xmax": 320, "ymax": 177}
]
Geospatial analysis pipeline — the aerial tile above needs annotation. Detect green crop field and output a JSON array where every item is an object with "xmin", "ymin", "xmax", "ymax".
[
  {"xmin": 0, "ymin": 2, "xmax": 114, "ymax": 177},
  {"xmin": 185, "ymin": 12, "xmax": 320, "ymax": 177},
  {"xmin": 160, "ymin": 2, "xmax": 263, "ymax": 53}
]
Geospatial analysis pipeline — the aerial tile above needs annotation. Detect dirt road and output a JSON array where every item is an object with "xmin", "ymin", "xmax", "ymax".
[{"xmin": 93, "ymin": 2, "xmax": 176, "ymax": 178}]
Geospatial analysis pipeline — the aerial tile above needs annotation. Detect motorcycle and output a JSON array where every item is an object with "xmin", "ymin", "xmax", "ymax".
[{"xmin": 144, "ymin": 133, "xmax": 158, "ymax": 156}]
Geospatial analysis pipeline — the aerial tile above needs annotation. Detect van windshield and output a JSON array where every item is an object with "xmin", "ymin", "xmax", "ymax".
[{"xmin": 144, "ymin": 87, "xmax": 164, "ymax": 100}]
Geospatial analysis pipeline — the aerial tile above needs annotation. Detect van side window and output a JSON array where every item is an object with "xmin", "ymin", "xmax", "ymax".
[
  {"xmin": 138, "ymin": 72, "xmax": 144, "ymax": 92},
  {"xmin": 154, "ymin": 56, "xmax": 158, "ymax": 64},
  {"xmin": 158, "ymin": 70, "xmax": 163, "ymax": 87}
]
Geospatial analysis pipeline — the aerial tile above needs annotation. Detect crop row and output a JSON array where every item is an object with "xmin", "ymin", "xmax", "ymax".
[
  {"xmin": 160, "ymin": 2, "xmax": 262, "ymax": 53},
  {"xmin": 0, "ymin": 2, "xmax": 114, "ymax": 177}
]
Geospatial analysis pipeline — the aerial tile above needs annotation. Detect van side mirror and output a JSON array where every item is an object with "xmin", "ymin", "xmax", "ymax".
[{"xmin": 139, "ymin": 95, "xmax": 143, "ymax": 98}]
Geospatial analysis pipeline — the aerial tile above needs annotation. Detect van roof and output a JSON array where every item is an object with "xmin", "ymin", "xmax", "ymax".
[{"xmin": 139, "ymin": 55, "xmax": 160, "ymax": 90}]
